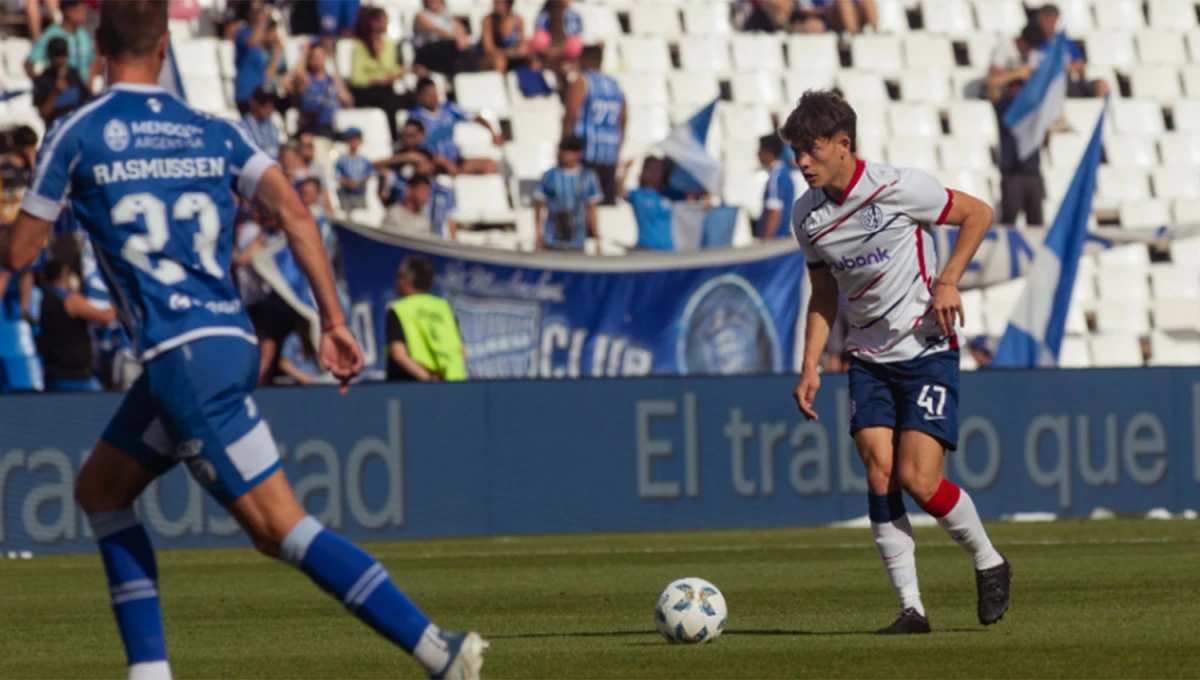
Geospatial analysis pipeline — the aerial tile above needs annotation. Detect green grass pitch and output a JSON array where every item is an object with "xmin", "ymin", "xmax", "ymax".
[{"xmin": 3, "ymin": 519, "xmax": 1199, "ymax": 678}]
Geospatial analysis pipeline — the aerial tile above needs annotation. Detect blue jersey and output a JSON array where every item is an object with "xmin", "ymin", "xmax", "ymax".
[
  {"xmin": 21, "ymin": 83, "xmax": 275, "ymax": 361},
  {"xmin": 758, "ymin": 160, "xmax": 796, "ymax": 239},
  {"xmin": 409, "ymin": 103, "xmax": 470, "ymax": 162},
  {"xmin": 334, "ymin": 153, "xmax": 373, "ymax": 195},
  {"xmin": 573, "ymin": 71, "xmax": 624, "ymax": 166},
  {"xmin": 534, "ymin": 166, "xmax": 601, "ymax": 248}
]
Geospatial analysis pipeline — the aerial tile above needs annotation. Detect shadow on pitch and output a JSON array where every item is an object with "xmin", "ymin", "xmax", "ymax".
[{"xmin": 491, "ymin": 628, "xmax": 987, "ymax": 641}]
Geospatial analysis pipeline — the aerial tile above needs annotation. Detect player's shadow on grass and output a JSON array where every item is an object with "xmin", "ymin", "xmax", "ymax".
[{"xmin": 490, "ymin": 628, "xmax": 987, "ymax": 642}]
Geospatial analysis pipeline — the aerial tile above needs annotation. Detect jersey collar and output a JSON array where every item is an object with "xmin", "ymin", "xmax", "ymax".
[
  {"xmin": 825, "ymin": 158, "xmax": 865, "ymax": 206},
  {"xmin": 109, "ymin": 83, "xmax": 167, "ymax": 93}
]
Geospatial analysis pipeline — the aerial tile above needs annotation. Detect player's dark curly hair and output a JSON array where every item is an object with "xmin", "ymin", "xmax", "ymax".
[{"xmin": 778, "ymin": 90, "xmax": 857, "ymax": 153}]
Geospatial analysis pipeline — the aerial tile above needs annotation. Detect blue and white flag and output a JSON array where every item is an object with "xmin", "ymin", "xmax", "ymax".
[
  {"xmin": 992, "ymin": 101, "xmax": 1106, "ymax": 368},
  {"xmin": 252, "ymin": 239, "xmax": 323, "ymax": 354},
  {"xmin": 1002, "ymin": 31, "xmax": 1068, "ymax": 162},
  {"xmin": 659, "ymin": 98, "xmax": 723, "ymax": 198}
]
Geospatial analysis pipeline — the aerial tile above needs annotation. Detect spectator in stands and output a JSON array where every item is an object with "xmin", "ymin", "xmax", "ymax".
[
  {"xmin": 294, "ymin": 132, "xmax": 337, "ymax": 211},
  {"xmin": 412, "ymin": 0, "xmax": 473, "ymax": 78},
  {"xmin": 739, "ymin": 0, "xmax": 794, "ymax": 33},
  {"xmin": 383, "ymin": 173, "xmax": 459, "ymax": 240},
  {"xmin": 298, "ymin": 176, "xmax": 328, "ymax": 222},
  {"xmin": 409, "ymin": 77, "xmax": 502, "ymax": 175},
  {"xmin": 335, "ymin": 128, "xmax": 373, "ymax": 211},
  {"xmin": 795, "ymin": 0, "xmax": 878, "ymax": 35},
  {"xmin": 317, "ymin": 0, "xmax": 360, "ymax": 44},
  {"xmin": 24, "ymin": 0, "xmax": 99, "ymax": 84},
  {"xmin": 534, "ymin": 136, "xmax": 601, "ymax": 251},
  {"xmin": 32, "ymin": 37, "xmax": 89, "ymax": 128},
  {"xmin": 349, "ymin": 6, "xmax": 408, "ymax": 141},
  {"xmin": 278, "ymin": 142, "xmax": 307, "ymax": 186},
  {"xmin": 530, "ymin": 0, "xmax": 583, "ymax": 81},
  {"xmin": 233, "ymin": 1, "xmax": 287, "ymax": 116},
  {"xmin": 989, "ymin": 23, "xmax": 1045, "ymax": 91},
  {"xmin": 375, "ymin": 119, "xmax": 458, "ymax": 178},
  {"xmin": 386, "ymin": 255, "xmax": 466, "ymax": 382},
  {"xmin": 989, "ymin": 72, "xmax": 1044, "ymax": 227},
  {"xmin": 240, "ymin": 87, "xmax": 281, "ymax": 159},
  {"xmin": 37, "ymin": 258, "xmax": 115, "ymax": 392},
  {"xmin": 1035, "ymin": 4, "xmax": 1110, "ymax": 100},
  {"xmin": 756, "ymin": 134, "xmax": 795, "ymax": 240},
  {"xmin": 479, "ymin": 0, "xmax": 529, "ymax": 73},
  {"xmin": 563, "ymin": 44, "xmax": 624, "ymax": 205},
  {"xmin": 292, "ymin": 41, "xmax": 353, "ymax": 138},
  {"xmin": 969, "ymin": 336, "xmax": 993, "ymax": 369}
]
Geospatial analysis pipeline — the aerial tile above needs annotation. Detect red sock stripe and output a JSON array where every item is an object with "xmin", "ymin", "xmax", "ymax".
[{"xmin": 921, "ymin": 479, "xmax": 961, "ymax": 518}]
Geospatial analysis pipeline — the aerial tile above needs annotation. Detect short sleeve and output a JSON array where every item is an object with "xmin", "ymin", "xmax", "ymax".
[
  {"xmin": 386, "ymin": 308, "xmax": 406, "ymax": 344},
  {"xmin": 234, "ymin": 25, "xmax": 251, "ymax": 50},
  {"xmin": 224, "ymin": 120, "xmax": 277, "ymax": 200},
  {"xmin": 447, "ymin": 102, "xmax": 471, "ymax": 122},
  {"xmin": 789, "ymin": 198, "xmax": 824, "ymax": 268},
  {"xmin": 764, "ymin": 172, "xmax": 784, "ymax": 211},
  {"xmin": 20, "ymin": 117, "xmax": 82, "ymax": 221},
  {"xmin": 27, "ymin": 32, "xmax": 50, "ymax": 66},
  {"xmin": 334, "ymin": 158, "xmax": 348, "ymax": 179},
  {"xmin": 896, "ymin": 168, "xmax": 953, "ymax": 225},
  {"xmin": 585, "ymin": 170, "xmax": 602, "ymax": 203}
]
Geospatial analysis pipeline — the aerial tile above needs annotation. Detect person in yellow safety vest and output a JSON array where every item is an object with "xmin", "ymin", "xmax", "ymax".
[{"xmin": 385, "ymin": 255, "xmax": 467, "ymax": 381}]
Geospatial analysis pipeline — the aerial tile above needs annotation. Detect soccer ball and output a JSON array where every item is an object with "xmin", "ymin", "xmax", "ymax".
[{"xmin": 655, "ymin": 577, "xmax": 727, "ymax": 644}]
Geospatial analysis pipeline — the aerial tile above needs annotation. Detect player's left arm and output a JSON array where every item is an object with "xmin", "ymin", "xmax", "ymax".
[{"xmin": 933, "ymin": 189, "xmax": 994, "ymax": 335}]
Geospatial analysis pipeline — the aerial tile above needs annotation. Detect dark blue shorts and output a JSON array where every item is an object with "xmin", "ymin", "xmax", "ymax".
[
  {"xmin": 318, "ymin": 0, "xmax": 360, "ymax": 35},
  {"xmin": 101, "ymin": 336, "xmax": 281, "ymax": 504},
  {"xmin": 848, "ymin": 349, "xmax": 960, "ymax": 451}
]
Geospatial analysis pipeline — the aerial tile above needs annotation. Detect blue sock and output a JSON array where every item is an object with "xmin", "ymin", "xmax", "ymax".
[
  {"xmin": 88, "ymin": 510, "xmax": 169, "ymax": 668},
  {"xmin": 867, "ymin": 491, "xmax": 907, "ymax": 523},
  {"xmin": 281, "ymin": 517, "xmax": 447, "ymax": 672}
]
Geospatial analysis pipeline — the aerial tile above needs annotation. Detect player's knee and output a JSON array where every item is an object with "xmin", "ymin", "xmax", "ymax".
[
  {"xmin": 247, "ymin": 527, "xmax": 287, "ymax": 559},
  {"xmin": 898, "ymin": 467, "xmax": 942, "ymax": 504}
]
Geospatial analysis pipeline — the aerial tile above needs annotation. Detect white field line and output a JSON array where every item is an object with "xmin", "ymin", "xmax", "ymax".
[{"xmin": 20, "ymin": 535, "xmax": 1195, "ymax": 568}]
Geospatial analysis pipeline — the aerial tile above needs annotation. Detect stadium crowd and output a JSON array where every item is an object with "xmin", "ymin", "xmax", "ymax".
[{"xmin": 2, "ymin": 0, "xmax": 1198, "ymax": 390}]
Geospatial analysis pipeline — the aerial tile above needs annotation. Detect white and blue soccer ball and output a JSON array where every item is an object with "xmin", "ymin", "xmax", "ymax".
[{"xmin": 655, "ymin": 577, "xmax": 727, "ymax": 644}]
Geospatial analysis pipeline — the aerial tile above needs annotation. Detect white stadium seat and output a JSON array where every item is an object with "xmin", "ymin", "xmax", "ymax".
[
  {"xmin": 174, "ymin": 38, "xmax": 220, "ymax": 78},
  {"xmin": 597, "ymin": 203, "xmax": 638, "ymax": 248},
  {"xmin": 576, "ymin": 4, "xmax": 622, "ymax": 43},
  {"xmin": 629, "ymin": 3, "xmax": 682, "ymax": 38},
  {"xmin": 1097, "ymin": 166, "xmax": 1151, "ymax": 201},
  {"xmin": 1152, "ymin": 166, "xmax": 1200, "ymax": 198},
  {"xmin": 1089, "ymin": 334, "xmax": 1144, "ymax": 367},
  {"xmin": 969, "ymin": 0, "xmax": 1026, "ymax": 36},
  {"xmin": 937, "ymin": 137, "xmax": 992, "ymax": 170},
  {"xmin": 1065, "ymin": 303, "xmax": 1089, "ymax": 335},
  {"xmin": 1154, "ymin": 298, "xmax": 1200, "ymax": 330},
  {"xmin": 1094, "ymin": 0, "xmax": 1146, "ymax": 29},
  {"xmin": 1056, "ymin": 0, "xmax": 1096, "ymax": 32},
  {"xmin": 1049, "ymin": 133, "xmax": 1089, "ymax": 169},
  {"xmin": 1150, "ymin": 264, "xmax": 1200, "ymax": 299},
  {"xmin": 936, "ymin": 168, "xmax": 993, "ymax": 203},
  {"xmin": 731, "ymin": 70, "xmax": 784, "ymax": 107},
  {"xmin": 947, "ymin": 100, "xmax": 999, "ymax": 142},
  {"xmin": 1130, "ymin": 66, "xmax": 1182, "ymax": 101},
  {"xmin": 852, "ymin": 103, "xmax": 889, "ymax": 138},
  {"xmin": 335, "ymin": 38, "xmax": 354, "ymax": 79},
  {"xmin": 1187, "ymin": 29, "xmax": 1200, "ymax": 62},
  {"xmin": 682, "ymin": 4, "xmax": 732, "ymax": 36},
  {"xmin": 921, "ymin": 0, "xmax": 976, "ymax": 36},
  {"xmin": 902, "ymin": 34, "xmax": 954, "ymax": 70},
  {"xmin": 784, "ymin": 71, "xmax": 839, "ymax": 102},
  {"xmin": 887, "ymin": 103, "xmax": 941, "ymax": 137},
  {"xmin": 668, "ymin": 71, "xmax": 722, "ymax": 108},
  {"xmin": 504, "ymin": 141, "xmax": 555, "ymax": 180},
  {"xmin": 1083, "ymin": 31, "xmax": 1137, "ymax": 69},
  {"xmin": 453, "ymin": 121, "xmax": 502, "ymax": 162},
  {"xmin": 678, "ymin": 36, "xmax": 732, "ymax": 74},
  {"xmin": 877, "ymin": 0, "xmax": 911, "ymax": 33},
  {"xmin": 454, "ymin": 175, "xmax": 514, "ymax": 224},
  {"xmin": 962, "ymin": 32, "xmax": 1003, "ymax": 71},
  {"xmin": 182, "ymin": 76, "xmax": 230, "ymax": 116},
  {"xmin": 787, "ymin": 34, "xmax": 841, "ymax": 71},
  {"xmin": 851, "ymin": 34, "xmax": 904, "ymax": 73},
  {"xmin": 1173, "ymin": 197, "xmax": 1200, "ymax": 223},
  {"xmin": 719, "ymin": 104, "xmax": 776, "ymax": 142},
  {"xmin": 885, "ymin": 139, "xmax": 938, "ymax": 171},
  {"xmin": 216, "ymin": 41, "xmax": 236, "ymax": 79},
  {"xmin": 900, "ymin": 70, "xmax": 953, "ymax": 104},
  {"xmin": 1171, "ymin": 235, "xmax": 1200, "ymax": 267},
  {"xmin": 960, "ymin": 288, "xmax": 984, "ymax": 332},
  {"xmin": 982, "ymin": 279, "xmax": 1025, "ymax": 336},
  {"xmin": 511, "ymin": 109, "xmax": 562, "ymax": 145},
  {"xmin": 731, "ymin": 34, "xmax": 785, "ymax": 71},
  {"xmin": 1097, "ymin": 266, "xmax": 1152, "ymax": 301},
  {"xmin": 1099, "ymin": 243, "xmax": 1153, "ymax": 269},
  {"xmin": 1111, "ymin": 99, "xmax": 1165, "ymax": 135},
  {"xmin": 615, "ymin": 71, "xmax": 668, "ymax": 108},
  {"xmin": 1171, "ymin": 99, "xmax": 1200, "ymax": 132},
  {"xmin": 1181, "ymin": 66, "xmax": 1200, "ymax": 96},
  {"xmin": 624, "ymin": 106, "xmax": 671, "ymax": 148},
  {"xmin": 1059, "ymin": 336, "xmax": 1093, "ymax": 368},
  {"xmin": 617, "ymin": 37, "xmax": 672, "ymax": 72},
  {"xmin": 454, "ymin": 72, "xmax": 510, "ymax": 117},
  {"xmin": 837, "ymin": 71, "xmax": 889, "ymax": 101},
  {"xmin": 334, "ymin": 109, "xmax": 393, "ymax": 161},
  {"xmin": 1148, "ymin": 0, "xmax": 1198, "ymax": 30},
  {"xmin": 1120, "ymin": 198, "xmax": 1172, "ymax": 229},
  {"xmin": 1062, "ymin": 98, "xmax": 1106, "ymax": 133},
  {"xmin": 1149, "ymin": 330, "xmax": 1200, "ymax": 365},
  {"xmin": 1136, "ymin": 30, "xmax": 1188, "ymax": 66},
  {"xmin": 1106, "ymin": 136, "xmax": 1159, "ymax": 167}
]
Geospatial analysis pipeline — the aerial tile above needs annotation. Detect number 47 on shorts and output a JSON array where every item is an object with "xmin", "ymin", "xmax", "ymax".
[{"xmin": 917, "ymin": 384, "xmax": 947, "ymax": 420}]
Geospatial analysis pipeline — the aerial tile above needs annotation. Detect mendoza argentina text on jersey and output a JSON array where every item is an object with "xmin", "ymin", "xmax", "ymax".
[{"xmin": 20, "ymin": 83, "xmax": 275, "ymax": 360}]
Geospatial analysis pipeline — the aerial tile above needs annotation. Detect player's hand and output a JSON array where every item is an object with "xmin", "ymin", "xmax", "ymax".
[
  {"xmin": 793, "ymin": 372, "xmax": 820, "ymax": 421},
  {"xmin": 319, "ymin": 324, "xmax": 364, "ymax": 395},
  {"xmin": 932, "ymin": 280, "xmax": 964, "ymax": 337}
]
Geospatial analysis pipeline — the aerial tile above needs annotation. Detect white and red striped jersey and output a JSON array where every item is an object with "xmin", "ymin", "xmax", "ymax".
[{"xmin": 791, "ymin": 159, "xmax": 964, "ymax": 363}]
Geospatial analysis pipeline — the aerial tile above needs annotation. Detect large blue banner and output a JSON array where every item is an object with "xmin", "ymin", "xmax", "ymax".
[
  {"xmin": 334, "ymin": 223, "xmax": 805, "ymax": 378},
  {"xmin": 1, "ymin": 368, "xmax": 1199, "ymax": 553}
]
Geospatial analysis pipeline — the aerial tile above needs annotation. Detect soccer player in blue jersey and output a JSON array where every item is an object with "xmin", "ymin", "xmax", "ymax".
[{"xmin": 0, "ymin": 4, "xmax": 487, "ymax": 679}]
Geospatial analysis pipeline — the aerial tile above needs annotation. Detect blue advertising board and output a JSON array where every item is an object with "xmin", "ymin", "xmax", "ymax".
[
  {"xmin": 334, "ymin": 223, "xmax": 805, "ymax": 378},
  {"xmin": 1, "ymin": 368, "xmax": 1198, "ymax": 553}
]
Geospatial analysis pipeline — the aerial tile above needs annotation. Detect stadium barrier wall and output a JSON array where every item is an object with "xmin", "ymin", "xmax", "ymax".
[{"xmin": 2, "ymin": 367, "xmax": 1198, "ymax": 553}]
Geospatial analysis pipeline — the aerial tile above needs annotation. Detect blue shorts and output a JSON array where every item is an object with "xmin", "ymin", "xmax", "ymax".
[
  {"xmin": 101, "ymin": 336, "xmax": 280, "ymax": 505},
  {"xmin": 848, "ymin": 349, "xmax": 960, "ymax": 451},
  {"xmin": 318, "ymin": 0, "xmax": 360, "ymax": 35}
]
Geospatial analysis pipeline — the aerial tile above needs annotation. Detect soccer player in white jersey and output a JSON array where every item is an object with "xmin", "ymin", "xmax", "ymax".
[{"xmin": 784, "ymin": 91, "xmax": 1011, "ymax": 634}]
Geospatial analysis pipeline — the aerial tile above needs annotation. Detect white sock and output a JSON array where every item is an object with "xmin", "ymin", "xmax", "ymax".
[
  {"xmin": 872, "ymin": 514, "xmax": 925, "ymax": 617},
  {"xmin": 128, "ymin": 661, "xmax": 172, "ymax": 680},
  {"xmin": 413, "ymin": 623, "xmax": 450, "ymax": 674},
  {"xmin": 927, "ymin": 482, "xmax": 1005, "ymax": 570}
]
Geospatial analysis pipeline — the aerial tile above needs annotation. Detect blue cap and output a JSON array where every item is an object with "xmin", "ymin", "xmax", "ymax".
[
  {"xmin": 342, "ymin": 127, "xmax": 363, "ymax": 140},
  {"xmin": 969, "ymin": 336, "xmax": 991, "ymax": 355}
]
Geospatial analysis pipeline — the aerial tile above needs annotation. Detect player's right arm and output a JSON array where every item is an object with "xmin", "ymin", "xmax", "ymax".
[{"xmin": 794, "ymin": 264, "xmax": 838, "ymax": 421}]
